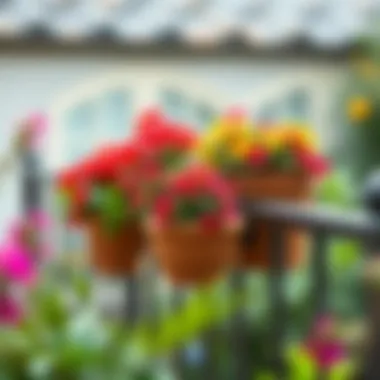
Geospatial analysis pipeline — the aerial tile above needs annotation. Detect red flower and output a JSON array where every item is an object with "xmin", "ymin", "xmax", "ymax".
[
  {"xmin": 298, "ymin": 151, "xmax": 330, "ymax": 177},
  {"xmin": 173, "ymin": 170, "xmax": 203, "ymax": 196},
  {"xmin": 150, "ymin": 164, "xmax": 239, "ymax": 227},
  {"xmin": 78, "ymin": 141, "xmax": 149, "ymax": 184},
  {"xmin": 155, "ymin": 195, "xmax": 173, "ymax": 223},
  {"xmin": 136, "ymin": 108, "xmax": 166, "ymax": 136},
  {"xmin": 56, "ymin": 164, "xmax": 82, "ymax": 191},
  {"xmin": 57, "ymin": 163, "xmax": 92, "ymax": 213},
  {"xmin": 248, "ymin": 146, "xmax": 269, "ymax": 167},
  {"xmin": 57, "ymin": 139, "xmax": 153, "ymax": 224},
  {"xmin": 134, "ymin": 109, "xmax": 197, "ymax": 167}
]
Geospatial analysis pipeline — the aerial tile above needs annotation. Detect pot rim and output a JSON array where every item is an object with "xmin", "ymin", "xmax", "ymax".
[{"xmin": 144, "ymin": 216, "xmax": 243, "ymax": 234}]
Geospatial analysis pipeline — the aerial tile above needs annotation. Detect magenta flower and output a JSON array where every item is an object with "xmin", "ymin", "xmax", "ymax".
[
  {"xmin": 306, "ymin": 339, "xmax": 346, "ymax": 369},
  {"xmin": 0, "ymin": 210, "xmax": 51, "ymax": 286},
  {"xmin": 0, "ymin": 243, "xmax": 36, "ymax": 285},
  {"xmin": 0, "ymin": 209, "xmax": 50, "ymax": 326},
  {"xmin": 0, "ymin": 294, "xmax": 22, "ymax": 325},
  {"xmin": 306, "ymin": 316, "xmax": 346, "ymax": 369}
]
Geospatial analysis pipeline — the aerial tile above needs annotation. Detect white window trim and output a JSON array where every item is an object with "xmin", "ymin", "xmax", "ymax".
[{"xmin": 47, "ymin": 68, "xmax": 332, "ymax": 169}]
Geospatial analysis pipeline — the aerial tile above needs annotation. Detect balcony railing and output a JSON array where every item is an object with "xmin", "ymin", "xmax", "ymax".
[{"xmin": 21, "ymin": 146, "xmax": 380, "ymax": 380}]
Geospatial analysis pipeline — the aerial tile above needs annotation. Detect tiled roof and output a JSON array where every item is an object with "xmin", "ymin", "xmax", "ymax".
[{"xmin": 0, "ymin": 0, "xmax": 377, "ymax": 52}]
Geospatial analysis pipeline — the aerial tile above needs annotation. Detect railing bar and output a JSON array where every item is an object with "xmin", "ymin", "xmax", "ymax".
[
  {"xmin": 242, "ymin": 201, "xmax": 380, "ymax": 240},
  {"xmin": 171, "ymin": 288, "xmax": 188, "ymax": 380},
  {"xmin": 312, "ymin": 231, "xmax": 329, "ymax": 316},
  {"xmin": 357, "ymin": 237, "xmax": 380, "ymax": 380},
  {"xmin": 201, "ymin": 328, "xmax": 219, "ymax": 380},
  {"xmin": 125, "ymin": 275, "xmax": 139, "ymax": 325},
  {"xmin": 269, "ymin": 224, "xmax": 287, "ymax": 377},
  {"xmin": 230, "ymin": 270, "xmax": 251, "ymax": 380},
  {"xmin": 21, "ymin": 149, "xmax": 42, "ymax": 215}
]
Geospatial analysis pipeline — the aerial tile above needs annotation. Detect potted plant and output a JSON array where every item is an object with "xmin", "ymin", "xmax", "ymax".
[
  {"xmin": 198, "ymin": 111, "xmax": 329, "ymax": 269},
  {"xmin": 145, "ymin": 164, "xmax": 241, "ymax": 285},
  {"xmin": 56, "ymin": 141, "xmax": 145, "ymax": 276}
]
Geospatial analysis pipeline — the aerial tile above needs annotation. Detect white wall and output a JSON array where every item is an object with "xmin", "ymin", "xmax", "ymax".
[{"xmin": 0, "ymin": 52, "xmax": 348, "ymax": 239}]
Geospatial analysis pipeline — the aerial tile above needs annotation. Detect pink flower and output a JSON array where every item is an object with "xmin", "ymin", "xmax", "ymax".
[
  {"xmin": 305, "ymin": 316, "xmax": 346, "ymax": 369},
  {"xmin": 0, "ymin": 295, "xmax": 22, "ymax": 325},
  {"xmin": 0, "ymin": 242, "xmax": 36, "ymax": 285}
]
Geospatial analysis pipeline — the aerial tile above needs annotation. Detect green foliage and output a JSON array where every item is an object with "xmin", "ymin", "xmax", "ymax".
[
  {"xmin": 330, "ymin": 361, "xmax": 357, "ymax": 380},
  {"xmin": 174, "ymin": 194, "xmax": 220, "ymax": 222},
  {"xmin": 0, "ymin": 261, "xmax": 248, "ymax": 379},
  {"xmin": 316, "ymin": 171, "xmax": 356, "ymax": 207},
  {"xmin": 260, "ymin": 345, "xmax": 356, "ymax": 380},
  {"xmin": 270, "ymin": 148, "xmax": 298, "ymax": 172},
  {"xmin": 90, "ymin": 185, "xmax": 135, "ymax": 231},
  {"xmin": 286, "ymin": 344, "xmax": 317, "ymax": 380},
  {"xmin": 336, "ymin": 34, "xmax": 380, "ymax": 181}
]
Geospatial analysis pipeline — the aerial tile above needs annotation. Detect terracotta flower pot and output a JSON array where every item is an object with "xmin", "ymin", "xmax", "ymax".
[
  {"xmin": 86, "ymin": 219, "xmax": 142, "ymax": 276},
  {"xmin": 146, "ymin": 220, "xmax": 240, "ymax": 285},
  {"xmin": 232, "ymin": 173, "xmax": 311, "ymax": 270}
]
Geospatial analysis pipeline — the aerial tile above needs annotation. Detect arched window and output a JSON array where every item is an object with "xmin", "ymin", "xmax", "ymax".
[
  {"xmin": 98, "ymin": 89, "xmax": 133, "ymax": 143},
  {"xmin": 160, "ymin": 88, "xmax": 218, "ymax": 132},
  {"xmin": 64, "ymin": 100, "xmax": 98, "ymax": 163},
  {"xmin": 256, "ymin": 88, "xmax": 311, "ymax": 124}
]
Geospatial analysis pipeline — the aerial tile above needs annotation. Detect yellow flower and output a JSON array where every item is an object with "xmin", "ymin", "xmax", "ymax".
[
  {"xmin": 259, "ymin": 124, "xmax": 317, "ymax": 153},
  {"xmin": 348, "ymin": 96, "xmax": 372, "ymax": 123},
  {"xmin": 197, "ymin": 115, "xmax": 255, "ymax": 165},
  {"xmin": 230, "ymin": 139, "xmax": 252, "ymax": 160},
  {"xmin": 196, "ymin": 136, "xmax": 216, "ymax": 163},
  {"xmin": 281, "ymin": 125, "xmax": 317, "ymax": 151},
  {"xmin": 261, "ymin": 127, "xmax": 289, "ymax": 151}
]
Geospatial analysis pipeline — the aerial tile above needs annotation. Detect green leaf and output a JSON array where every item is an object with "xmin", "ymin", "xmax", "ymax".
[
  {"xmin": 286, "ymin": 345, "xmax": 316, "ymax": 380},
  {"xmin": 270, "ymin": 148, "xmax": 297, "ymax": 172},
  {"xmin": 91, "ymin": 186, "xmax": 131, "ymax": 231},
  {"xmin": 315, "ymin": 171, "xmax": 355, "ymax": 207},
  {"xmin": 329, "ymin": 361, "xmax": 355, "ymax": 380},
  {"xmin": 330, "ymin": 239, "xmax": 361, "ymax": 272},
  {"xmin": 255, "ymin": 372, "xmax": 275, "ymax": 380}
]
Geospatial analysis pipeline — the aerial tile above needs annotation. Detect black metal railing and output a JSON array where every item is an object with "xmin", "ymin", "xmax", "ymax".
[
  {"xmin": 244, "ymin": 199, "xmax": 380, "ymax": 379},
  {"xmin": 20, "ymin": 145, "xmax": 380, "ymax": 379}
]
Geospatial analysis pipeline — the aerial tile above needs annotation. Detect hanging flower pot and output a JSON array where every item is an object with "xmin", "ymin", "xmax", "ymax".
[
  {"xmin": 145, "ymin": 164, "xmax": 241, "ymax": 285},
  {"xmin": 197, "ymin": 112, "xmax": 329, "ymax": 270},
  {"xmin": 86, "ymin": 219, "xmax": 142, "ymax": 276},
  {"xmin": 236, "ymin": 172, "xmax": 311, "ymax": 269},
  {"xmin": 56, "ymin": 141, "xmax": 148, "ymax": 276},
  {"xmin": 146, "ymin": 220, "xmax": 240, "ymax": 285}
]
